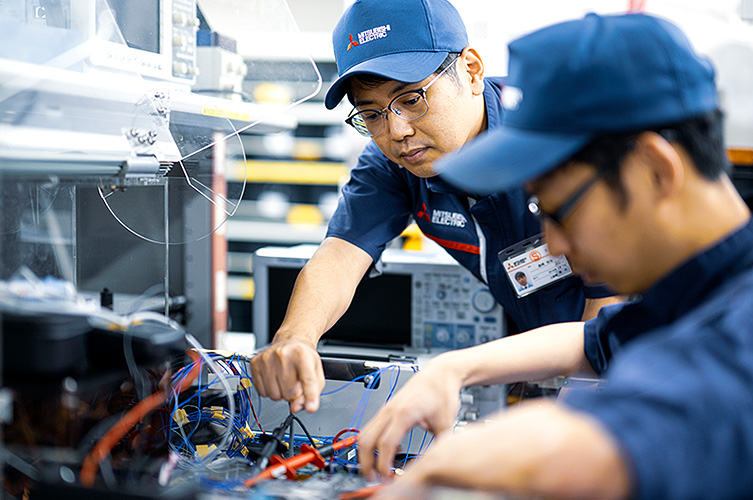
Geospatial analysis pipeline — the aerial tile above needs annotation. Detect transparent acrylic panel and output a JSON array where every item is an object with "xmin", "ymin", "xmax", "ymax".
[
  {"xmin": 0, "ymin": 180, "xmax": 77, "ymax": 282},
  {"xmin": 0, "ymin": 0, "xmax": 320, "ymax": 335},
  {"xmin": 0, "ymin": 0, "xmax": 320, "ymax": 246}
]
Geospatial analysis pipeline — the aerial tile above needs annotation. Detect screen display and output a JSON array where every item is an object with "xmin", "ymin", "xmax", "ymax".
[
  {"xmin": 268, "ymin": 268, "xmax": 412, "ymax": 349},
  {"xmin": 106, "ymin": 0, "xmax": 160, "ymax": 53}
]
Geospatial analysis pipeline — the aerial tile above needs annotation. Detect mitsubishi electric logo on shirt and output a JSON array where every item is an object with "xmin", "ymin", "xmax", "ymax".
[
  {"xmin": 347, "ymin": 24, "xmax": 391, "ymax": 50},
  {"xmin": 417, "ymin": 203, "xmax": 467, "ymax": 228}
]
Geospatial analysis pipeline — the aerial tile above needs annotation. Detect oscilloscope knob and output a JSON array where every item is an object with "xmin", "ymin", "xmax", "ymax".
[
  {"xmin": 471, "ymin": 289, "xmax": 496, "ymax": 313},
  {"xmin": 435, "ymin": 328, "xmax": 451, "ymax": 344},
  {"xmin": 456, "ymin": 329, "xmax": 470, "ymax": 345}
]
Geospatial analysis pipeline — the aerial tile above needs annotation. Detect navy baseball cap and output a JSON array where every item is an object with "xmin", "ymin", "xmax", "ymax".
[
  {"xmin": 437, "ymin": 13, "xmax": 718, "ymax": 194},
  {"xmin": 324, "ymin": 0, "xmax": 469, "ymax": 110}
]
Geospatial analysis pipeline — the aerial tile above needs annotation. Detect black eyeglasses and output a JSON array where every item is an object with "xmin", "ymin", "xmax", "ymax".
[
  {"xmin": 344, "ymin": 56, "xmax": 458, "ymax": 137},
  {"xmin": 527, "ymin": 173, "xmax": 603, "ymax": 226}
]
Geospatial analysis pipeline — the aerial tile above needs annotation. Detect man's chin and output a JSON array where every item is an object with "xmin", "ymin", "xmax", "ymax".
[
  {"xmin": 395, "ymin": 157, "xmax": 438, "ymax": 178},
  {"xmin": 401, "ymin": 165, "xmax": 438, "ymax": 178},
  {"xmin": 578, "ymin": 270, "xmax": 600, "ymax": 285},
  {"xmin": 579, "ymin": 271, "xmax": 624, "ymax": 294}
]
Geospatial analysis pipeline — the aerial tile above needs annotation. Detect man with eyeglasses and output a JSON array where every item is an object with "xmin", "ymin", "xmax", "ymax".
[
  {"xmin": 249, "ymin": 0, "xmax": 618, "ymax": 414},
  {"xmin": 358, "ymin": 12, "xmax": 753, "ymax": 499}
]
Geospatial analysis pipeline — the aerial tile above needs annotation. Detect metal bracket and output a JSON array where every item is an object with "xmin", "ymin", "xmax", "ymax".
[{"xmin": 121, "ymin": 154, "xmax": 163, "ymax": 178}]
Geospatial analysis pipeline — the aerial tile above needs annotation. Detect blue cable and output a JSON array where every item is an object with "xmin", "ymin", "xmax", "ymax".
[
  {"xmin": 319, "ymin": 374, "xmax": 368, "ymax": 396},
  {"xmin": 386, "ymin": 367, "xmax": 400, "ymax": 401},
  {"xmin": 397, "ymin": 426, "xmax": 415, "ymax": 470},
  {"xmin": 405, "ymin": 433, "xmax": 435, "ymax": 472},
  {"xmin": 348, "ymin": 367, "xmax": 384, "ymax": 430}
]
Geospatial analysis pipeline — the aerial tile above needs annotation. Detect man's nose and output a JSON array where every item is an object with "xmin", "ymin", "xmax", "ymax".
[
  {"xmin": 543, "ymin": 221, "xmax": 571, "ymax": 258},
  {"xmin": 386, "ymin": 113, "xmax": 415, "ymax": 139}
]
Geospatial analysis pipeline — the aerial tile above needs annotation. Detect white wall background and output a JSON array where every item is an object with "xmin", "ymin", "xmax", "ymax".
[
  {"xmin": 449, "ymin": 0, "xmax": 753, "ymax": 147},
  {"xmin": 280, "ymin": 0, "xmax": 753, "ymax": 147}
]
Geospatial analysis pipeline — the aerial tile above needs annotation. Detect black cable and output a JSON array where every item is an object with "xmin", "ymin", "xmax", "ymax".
[
  {"xmin": 250, "ymin": 412, "xmax": 320, "ymax": 476},
  {"xmin": 287, "ymin": 417, "xmax": 294, "ymax": 458},
  {"xmin": 290, "ymin": 415, "xmax": 318, "ymax": 448},
  {"xmin": 252, "ymin": 413, "xmax": 295, "ymax": 475}
]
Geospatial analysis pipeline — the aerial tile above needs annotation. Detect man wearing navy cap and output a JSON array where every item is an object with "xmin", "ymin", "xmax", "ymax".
[
  {"xmin": 359, "ymin": 12, "xmax": 753, "ymax": 499},
  {"xmin": 249, "ymin": 0, "xmax": 617, "ymax": 414}
]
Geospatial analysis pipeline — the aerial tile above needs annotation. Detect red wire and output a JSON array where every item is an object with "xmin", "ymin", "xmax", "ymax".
[
  {"xmin": 80, "ymin": 349, "xmax": 202, "ymax": 487},
  {"xmin": 333, "ymin": 428, "xmax": 360, "ymax": 443},
  {"xmin": 249, "ymin": 393, "xmax": 264, "ymax": 432},
  {"xmin": 243, "ymin": 435, "xmax": 359, "ymax": 488}
]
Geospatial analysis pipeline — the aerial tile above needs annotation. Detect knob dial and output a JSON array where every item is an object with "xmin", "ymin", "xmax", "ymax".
[
  {"xmin": 435, "ymin": 328, "xmax": 450, "ymax": 343},
  {"xmin": 472, "ymin": 289, "xmax": 496, "ymax": 313},
  {"xmin": 456, "ymin": 330, "xmax": 470, "ymax": 345}
]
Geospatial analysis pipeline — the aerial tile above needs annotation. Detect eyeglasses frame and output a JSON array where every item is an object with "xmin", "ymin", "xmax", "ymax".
[
  {"xmin": 527, "ymin": 173, "xmax": 604, "ymax": 227},
  {"xmin": 344, "ymin": 56, "xmax": 460, "ymax": 137}
]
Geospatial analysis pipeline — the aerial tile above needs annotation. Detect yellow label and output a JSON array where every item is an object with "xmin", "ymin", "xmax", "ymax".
[
  {"xmin": 173, "ymin": 408, "xmax": 188, "ymax": 426},
  {"xmin": 202, "ymin": 107, "xmax": 251, "ymax": 122}
]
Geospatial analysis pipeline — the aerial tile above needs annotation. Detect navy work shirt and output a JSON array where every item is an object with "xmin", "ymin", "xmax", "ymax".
[
  {"xmin": 564, "ymin": 219, "xmax": 753, "ymax": 499},
  {"xmin": 327, "ymin": 78, "xmax": 611, "ymax": 333}
]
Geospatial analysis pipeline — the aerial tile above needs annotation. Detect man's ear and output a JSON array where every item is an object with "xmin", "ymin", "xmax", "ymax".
[
  {"xmin": 461, "ymin": 47, "xmax": 485, "ymax": 95},
  {"xmin": 635, "ymin": 131, "xmax": 685, "ymax": 201}
]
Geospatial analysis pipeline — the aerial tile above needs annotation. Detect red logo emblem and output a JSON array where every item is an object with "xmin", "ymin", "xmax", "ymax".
[
  {"xmin": 417, "ymin": 203, "xmax": 431, "ymax": 222},
  {"xmin": 347, "ymin": 33, "xmax": 359, "ymax": 51},
  {"xmin": 530, "ymin": 251, "xmax": 542, "ymax": 261}
]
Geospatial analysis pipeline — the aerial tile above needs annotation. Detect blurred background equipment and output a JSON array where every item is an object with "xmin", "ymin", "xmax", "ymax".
[
  {"xmin": 3, "ymin": 0, "xmax": 753, "ymax": 498},
  {"xmin": 252, "ymin": 245, "xmax": 507, "ymax": 352}
]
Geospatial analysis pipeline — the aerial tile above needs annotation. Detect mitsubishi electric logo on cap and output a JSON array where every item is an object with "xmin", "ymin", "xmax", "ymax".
[
  {"xmin": 347, "ymin": 33, "xmax": 359, "ymax": 51},
  {"xmin": 417, "ymin": 203, "xmax": 467, "ymax": 228},
  {"xmin": 347, "ymin": 24, "xmax": 391, "ymax": 50}
]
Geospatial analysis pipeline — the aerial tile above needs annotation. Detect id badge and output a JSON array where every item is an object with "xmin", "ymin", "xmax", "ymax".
[{"xmin": 498, "ymin": 234, "xmax": 573, "ymax": 298}]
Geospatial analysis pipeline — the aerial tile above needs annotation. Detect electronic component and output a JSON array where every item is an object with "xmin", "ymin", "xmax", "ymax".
[
  {"xmin": 253, "ymin": 245, "xmax": 506, "ymax": 352},
  {"xmin": 1, "ymin": 275, "xmax": 188, "ymax": 381},
  {"xmin": 2, "ymin": 0, "xmax": 199, "ymax": 85}
]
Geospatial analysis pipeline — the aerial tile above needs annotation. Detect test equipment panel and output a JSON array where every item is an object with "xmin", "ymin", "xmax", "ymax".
[{"xmin": 253, "ymin": 245, "xmax": 507, "ymax": 351}]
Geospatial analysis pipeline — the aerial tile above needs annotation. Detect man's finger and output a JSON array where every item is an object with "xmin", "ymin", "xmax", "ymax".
[
  {"xmin": 249, "ymin": 357, "xmax": 272, "ymax": 398},
  {"xmin": 290, "ymin": 394, "xmax": 306, "ymax": 413},
  {"xmin": 358, "ymin": 422, "xmax": 380, "ymax": 481},
  {"xmin": 374, "ymin": 421, "xmax": 405, "ymax": 479},
  {"xmin": 277, "ymin": 378, "xmax": 303, "ymax": 406},
  {"xmin": 298, "ymin": 354, "xmax": 325, "ymax": 413},
  {"xmin": 359, "ymin": 410, "xmax": 399, "ymax": 481}
]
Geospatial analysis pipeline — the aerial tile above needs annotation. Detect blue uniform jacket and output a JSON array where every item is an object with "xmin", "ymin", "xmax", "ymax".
[
  {"xmin": 565, "ymin": 219, "xmax": 753, "ymax": 499},
  {"xmin": 327, "ymin": 78, "xmax": 610, "ymax": 333}
]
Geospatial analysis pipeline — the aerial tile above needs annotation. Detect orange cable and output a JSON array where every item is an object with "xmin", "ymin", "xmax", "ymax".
[
  {"xmin": 80, "ymin": 349, "xmax": 202, "ymax": 487},
  {"xmin": 244, "ymin": 435, "xmax": 359, "ymax": 488},
  {"xmin": 339, "ymin": 483, "xmax": 387, "ymax": 499},
  {"xmin": 333, "ymin": 428, "xmax": 360, "ymax": 443}
]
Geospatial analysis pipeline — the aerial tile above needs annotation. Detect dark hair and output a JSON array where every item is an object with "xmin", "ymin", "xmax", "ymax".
[
  {"xmin": 345, "ymin": 52, "xmax": 462, "ymax": 106},
  {"xmin": 563, "ymin": 109, "xmax": 729, "ymax": 207},
  {"xmin": 515, "ymin": 272, "xmax": 526, "ymax": 280}
]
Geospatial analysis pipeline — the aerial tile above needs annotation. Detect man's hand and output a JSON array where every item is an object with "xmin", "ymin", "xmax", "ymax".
[
  {"xmin": 248, "ymin": 338, "xmax": 325, "ymax": 413},
  {"xmin": 358, "ymin": 356, "xmax": 464, "ymax": 481},
  {"xmin": 371, "ymin": 401, "xmax": 632, "ymax": 500}
]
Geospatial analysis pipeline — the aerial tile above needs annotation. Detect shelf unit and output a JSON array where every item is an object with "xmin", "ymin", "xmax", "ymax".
[{"xmin": 225, "ymin": 58, "xmax": 367, "ymax": 336}]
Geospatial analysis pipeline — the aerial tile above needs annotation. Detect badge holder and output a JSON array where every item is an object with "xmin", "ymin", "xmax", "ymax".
[{"xmin": 498, "ymin": 233, "xmax": 573, "ymax": 298}]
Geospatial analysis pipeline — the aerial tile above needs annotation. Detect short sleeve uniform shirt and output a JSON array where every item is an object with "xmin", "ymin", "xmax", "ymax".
[
  {"xmin": 327, "ymin": 78, "xmax": 611, "ymax": 333},
  {"xmin": 564, "ymin": 220, "xmax": 753, "ymax": 499}
]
